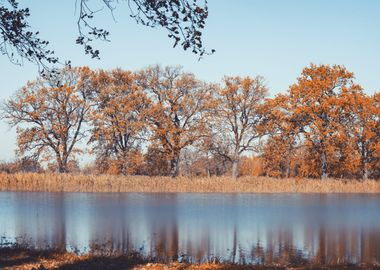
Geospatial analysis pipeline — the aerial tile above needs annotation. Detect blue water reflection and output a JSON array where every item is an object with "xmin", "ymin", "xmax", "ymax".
[{"xmin": 0, "ymin": 192, "xmax": 380, "ymax": 264}]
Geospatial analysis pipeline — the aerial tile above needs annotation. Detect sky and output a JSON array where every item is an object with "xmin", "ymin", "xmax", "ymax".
[{"xmin": 0, "ymin": 0, "xmax": 379, "ymax": 162}]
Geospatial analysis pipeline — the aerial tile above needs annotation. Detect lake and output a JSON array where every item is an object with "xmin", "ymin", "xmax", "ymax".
[{"xmin": 1, "ymin": 192, "xmax": 380, "ymax": 265}]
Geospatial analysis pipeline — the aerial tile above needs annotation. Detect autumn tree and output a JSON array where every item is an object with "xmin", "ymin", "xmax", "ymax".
[
  {"xmin": 139, "ymin": 65, "xmax": 213, "ymax": 178},
  {"xmin": 176, "ymin": 134, "xmax": 232, "ymax": 177},
  {"xmin": 1, "ymin": 0, "xmax": 212, "ymax": 70},
  {"xmin": 260, "ymin": 94, "xmax": 303, "ymax": 178},
  {"xmin": 286, "ymin": 64, "xmax": 364, "ymax": 179},
  {"xmin": 2, "ymin": 67, "xmax": 93, "ymax": 172},
  {"xmin": 143, "ymin": 145, "xmax": 171, "ymax": 176},
  {"xmin": 211, "ymin": 76, "xmax": 268, "ymax": 179},
  {"xmin": 371, "ymin": 93, "xmax": 380, "ymax": 178},
  {"xmin": 262, "ymin": 136, "xmax": 295, "ymax": 178},
  {"xmin": 339, "ymin": 91, "xmax": 380, "ymax": 179},
  {"xmin": 89, "ymin": 69, "xmax": 149, "ymax": 175},
  {"xmin": 239, "ymin": 156, "xmax": 262, "ymax": 177},
  {"xmin": 47, "ymin": 159, "xmax": 81, "ymax": 174}
]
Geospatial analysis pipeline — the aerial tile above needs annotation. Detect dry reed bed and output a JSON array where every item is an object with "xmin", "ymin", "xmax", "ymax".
[
  {"xmin": 1, "ymin": 246, "xmax": 373, "ymax": 270},
  {"xmin": 0, "ymin": 173, "xmax": 379, "ymax": 193}
]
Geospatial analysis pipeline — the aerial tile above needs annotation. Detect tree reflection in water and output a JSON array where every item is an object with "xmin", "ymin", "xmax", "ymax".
[{"xmin": 1, "ymin": 192, "xmax": 380, "ymax": 266}]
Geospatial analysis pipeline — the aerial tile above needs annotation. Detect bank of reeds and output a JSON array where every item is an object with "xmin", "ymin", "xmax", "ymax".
[
  {"xmin": 0, "ymin": 172, "xmax": 379, "ymax": 193},
  {"xmin": 0, "ymin": 245, "xmax": 375, "ymax": 270}
]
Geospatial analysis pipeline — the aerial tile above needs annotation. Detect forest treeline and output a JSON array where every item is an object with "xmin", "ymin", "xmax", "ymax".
[{"xmin": 1, "ymin": 64, "xmax": 379, "ymax": 179}]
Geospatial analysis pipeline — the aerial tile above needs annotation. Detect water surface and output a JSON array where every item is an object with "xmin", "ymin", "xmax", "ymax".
[{"xmin": 1, "ymin": 192, "xmax": 380, "ymax": 264}]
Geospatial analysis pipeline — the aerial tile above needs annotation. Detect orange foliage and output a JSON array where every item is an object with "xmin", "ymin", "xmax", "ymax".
[
  {"xmin": 239, "ymin": 156, "xmax": 262, "ymax": 177},
  {"xmin": 262, "ymin": 64, "xmax": 379, "ymax": 179},
  {"xmin": 3, "ymin": 67, "xmax": 93, "ymax": 173},
  {"xmin": 2, "ymin": 64, "xmax": 379, "ymax": 180},
  {"xmin": 89, "ymin": 69, "xmax": 149, "ymax": 175},
  {"xmin": 139, "ymin": 65, "xmax": 213, "ymax": 177}
]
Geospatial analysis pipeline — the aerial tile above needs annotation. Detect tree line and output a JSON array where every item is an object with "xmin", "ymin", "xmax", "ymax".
[{"xmin": 1, "ymin": 64, "xmax": 379, "ymax": 179}]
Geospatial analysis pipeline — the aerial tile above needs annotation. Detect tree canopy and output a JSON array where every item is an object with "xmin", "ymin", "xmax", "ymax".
[
  {"xmin": 0, "ymin": 0, "xmax": 212, "ymax": 72},
  {"xmin": 2, "ymin": 64, "xmax": 379, "ymax": 179},
  {"xmin": 3, "ymin": 67, "xmax": 94, "ymax": 172}
]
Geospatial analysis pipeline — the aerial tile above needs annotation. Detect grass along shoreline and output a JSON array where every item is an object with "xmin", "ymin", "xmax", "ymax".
[
  {"xmin": 0, "ymin": 245, "xmax": 377, "ymax": 270},
  {"xmin": 0, "ymin": 173, "xmax": 379, "ymax": 193}
]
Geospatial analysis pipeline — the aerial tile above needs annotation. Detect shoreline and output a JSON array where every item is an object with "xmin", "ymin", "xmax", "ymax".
[
  {"xmin": 0, "ymin": 246, "xmax": 376, "ymax": 270},
  {"xmin": 0, "ymin": 173, "xmax": 379, "ymax": 193}
]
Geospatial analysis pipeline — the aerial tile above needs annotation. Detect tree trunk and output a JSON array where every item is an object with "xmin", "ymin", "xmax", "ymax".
[
  {"xmin": 119, "ymin": 151, "xmax": 128, "ymax": 176},
  {"xmin": 206, "ymin": 166, "xmax": 211, "ymax": 178},
  {"xmin": 57, "ymin": 154, "xmax": 68, "ymax": 173},
  {"xmin": 231, "ymin": 157, "xmax": 239, "ymax": 179},
  {"xmin": 169, "ymin": 152, "xmax": 180, "ymax": 178},
  {"xmin": 363, "ymin": 169, "xmax": 369, "ymax": 180},
  {"xmin": 120, "ymin": 162, "xmax": 127, "ymax": 176},
  {"xmin": 285, "ymin": 164, "xmax": 290, "ymax": 178},
  {"xmin": 362, "ymin": 161, "xmax": 369, "ymax": 180},
  {"xmin": 320, "ymin": 151, "xmax": 328, "ymax": 180},
  {"xmin": 206, "ymin": 153, "xmax": 211, "ymax": 177},
  {"xmin": 360, "ymin": 143, "xmax": 369, "ymax": 180},
  {"xmin": 58, "ymin": 163, "xmax": 68, "ymax": 173}
]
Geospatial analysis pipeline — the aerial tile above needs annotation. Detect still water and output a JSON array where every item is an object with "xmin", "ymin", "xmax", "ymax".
[{"xmin": 0, "ymin": 192, "xmax": 380, "ymax": 264}]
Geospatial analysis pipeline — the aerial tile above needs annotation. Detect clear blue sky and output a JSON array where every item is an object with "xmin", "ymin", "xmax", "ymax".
[{"xmin": 0, "ymin": 0, "xmax": 379, "ymax": 162}]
